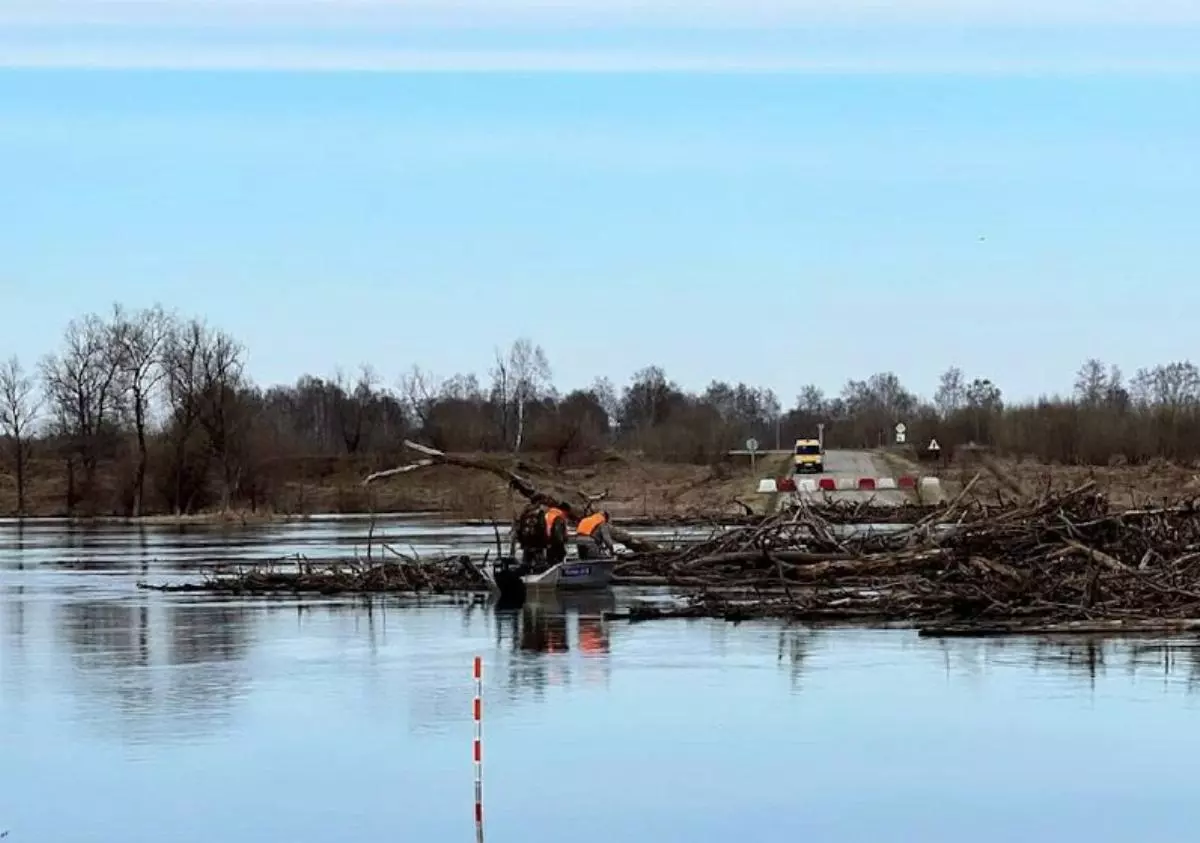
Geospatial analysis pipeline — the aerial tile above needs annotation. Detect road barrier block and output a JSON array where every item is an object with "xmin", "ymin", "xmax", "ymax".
[
  {"xmin": 758, "ymin": 478, "xmax": 778, "ymax": 493},
  {"xmin": 918, "ymin": 477, "xmax": 942, "ymax": 496},
  {"xmin": 798, "ymin": 479, "xmax": 818, "ymax": 493},
  {"xmin": 858, "ymin": 477, "xmax": 876, "ymax": 490},
  {"xmin": 877, "ymin": 478, "xmax": 897, "ymax": 490},
  {"xmin": 898, "ymin": 476, "xmax": 917, "ymax": 489},
  {"xmin": 776, "ymin": 477, "xmax": 797, "ymax": 492},
  {"xmin": 835, "ymin": 477, "xmax": 856, "ymax": 491},
  {"xmin": 818, "ymin": 477, "xmax": 837, "ymax": 491}
]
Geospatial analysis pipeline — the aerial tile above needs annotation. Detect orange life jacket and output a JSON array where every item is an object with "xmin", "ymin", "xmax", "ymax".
[
  {"xmin": 577, "ymin": 512, "xmax": 606, "ymax": 537},
  {"xmin": 544, "ymin": 507, "xmax": 566, "ymax": 537}
]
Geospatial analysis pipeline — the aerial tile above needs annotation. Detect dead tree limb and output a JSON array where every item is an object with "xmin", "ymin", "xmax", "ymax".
[
  {"xmin": 362, "ymin": 459, "xmax": 435, "ymax": 484},
  {"xmin": 364, "ymin": 439, "xmax": 662, "ymax": 553}
]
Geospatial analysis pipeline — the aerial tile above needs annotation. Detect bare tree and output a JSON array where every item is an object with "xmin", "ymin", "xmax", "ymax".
[
  {"xmin": 965, "ymin": 378, "xmax": 1003, "ymax": 443},
  {"xmin": 1131, "ymin": 362, "xmax": 1200, "ymax": 409},
  {"xmin": 840, "ymin": 372, "xmax": 917, "ymax": 446},
  {"xmin": 0, "ymin": 356, "xmax": 42, "ymax": 514},
  {"xmin": 333, "ymin": 364, "xmax": 380, "ymax": 454},
  {"xmin": 110, "ymin": 304, "xmax": 172, "ymax": 516},
  {"xmin": 489, "ymin": 349, "xmax": 512, "ymax": 447},
  {"xmin": 399, "ymin": 365, "xmax": 441, "ymax": 435},
  {"xmin": 589, "ymin": 376, "xmax": 620, "ymax": 428},
  {"xmin": 504, "ymin": 338, "xmax": 551, "ymax": 451},
  {"xmin": 195, "ymin": 326, "xmax": 249, "ymax": 512},
  {"xmin": 934, "ymin": 367, "xmax": 966, "ymax": 418},
  {"xmin": 40, "ymin": 314, "xmax": 124, "ymax": 510},
  {"xmin": 1074, "ymin": 358, "xmax": 1108, "ymax": 406},
  {"xmin": 795, "ymin": 384, "xmax": 826, "ymax": 415},
  {"xmin": 162, "ymin": 319, "xmax": 207, "ymax": 514}
]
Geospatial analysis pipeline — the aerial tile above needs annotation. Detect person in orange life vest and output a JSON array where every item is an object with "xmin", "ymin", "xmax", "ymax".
[
  {"xmin": 543, "ymin": 506, "xmax": 568, "ymax": 565},
  {"xmin": 575, "ymin": 511, "xmax": 615, "ymax": 560}
]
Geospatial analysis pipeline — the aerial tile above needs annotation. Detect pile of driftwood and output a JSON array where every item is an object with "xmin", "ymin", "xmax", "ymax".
[
  {"xmin": 608, "ymin": 481, "xmax": 1200, "ymax": 635},
  {"xmin": 137, "ymin": 433, "xmax": 1200, "ymax": 636},
  {"xmin": 138, "ymin": 553, "xmax": 492, "ymax": 596},
  {"xmin": 606, "ymin": 500, "xmax": 935, "ymax": 529}
]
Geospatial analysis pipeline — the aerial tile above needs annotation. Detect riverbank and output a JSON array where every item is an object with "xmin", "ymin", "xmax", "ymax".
[
  {"xmin": 875, "ymin": 445, "xmax": 1200, "ymax": 507},
  {"xmin": 9, "ymin": 447, "xmax": 1200, "ymax": 522},
  {"xmin": 0, "ymin": 451, "xmax": 792, "ymax": 521},
  {"xmin": 956, "ymin": 455, "xmax": 1200, "ymax": 505}
]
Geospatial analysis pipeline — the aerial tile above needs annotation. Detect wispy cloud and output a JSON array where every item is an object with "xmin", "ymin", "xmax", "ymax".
[
  {"xmin": 2, "ymin": 0, "xmax": 1198, "ymax": 72},
  {"xmin": 6, "ymin": 0, "xmax": 1200, "ymax": 27},
  {"xmin": 3, "ymin": 43, "xmax": 1199, "ymax": 73}
]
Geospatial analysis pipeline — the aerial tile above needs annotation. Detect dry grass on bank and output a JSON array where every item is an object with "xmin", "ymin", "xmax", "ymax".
[
  {"xmin": 0, "ymin": 451, "xmax": 791, "ymax": 521},
  {"xmin": 878, "ymin": 446, "xmax": 1200, "ymax": 507}
]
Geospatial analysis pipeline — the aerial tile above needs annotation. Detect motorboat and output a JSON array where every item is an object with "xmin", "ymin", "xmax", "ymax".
[
  {"xmin": 523, "ymin": 558, "xmax": 615, "ymax": 590},
  {"xmin": 484, "ymin": 553, "xmax": 616, "ymax": 605}
]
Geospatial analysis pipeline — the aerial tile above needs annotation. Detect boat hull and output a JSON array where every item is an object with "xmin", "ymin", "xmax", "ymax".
[{"xmin": 522, "ymin": 559, "xmax": 616, "ymax": 591}]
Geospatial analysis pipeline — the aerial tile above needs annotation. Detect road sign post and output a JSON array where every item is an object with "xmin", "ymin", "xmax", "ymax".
[
  {"xmin": 894, "ymin": 422, "xmax": 906, "ymax": 445},
  {"xmin": 746, "ymin": 438, "xmax": 759, "ymax": 473},
  {"xmin": 817, "ymin": 423, "xmax": 825, "ymax": 451}
]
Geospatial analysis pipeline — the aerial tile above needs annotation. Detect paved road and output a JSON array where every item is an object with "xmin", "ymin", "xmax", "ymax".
[{"xmin": 778, "ymin": 448, "xmax": 914, "ymax": 509}]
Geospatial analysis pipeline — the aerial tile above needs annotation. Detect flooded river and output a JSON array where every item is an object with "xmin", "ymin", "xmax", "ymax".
[{"xmin": 4, "ymin": 515, "xmax": 1200, "ymax": 842}]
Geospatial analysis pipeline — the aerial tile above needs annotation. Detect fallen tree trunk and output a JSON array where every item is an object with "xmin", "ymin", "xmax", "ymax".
[{"xmin": 364, "ymin": 439, "xmax": 662, "ymax": 553}]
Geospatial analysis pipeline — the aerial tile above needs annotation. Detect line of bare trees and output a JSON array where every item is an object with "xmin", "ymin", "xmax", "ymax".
[{"xmin": 2, "ymin": 303, "xmax": 1200, "ymax": 515}]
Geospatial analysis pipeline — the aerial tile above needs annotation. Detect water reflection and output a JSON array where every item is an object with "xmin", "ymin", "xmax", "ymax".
[
  {"xmin": 8, "ymin": 517, "xmax": 1200, "ymax": 740},
  {"xmin": 493, "ymin": 593, "xmax": 615, "ymax": 701},
  {"xmin": 0, "ymin": 514, "xmax": 531, "ymax": 573},
  {"xmin": 776, "ymin": 625, "xmax": 823, "ymax": 689},
  {"xmin": 924, "ymin": 634, "xmax": 1200, "ymax": 692},
  {"xmin": 17, "ymin": 515, "xmax": 1200, "ymax": 843},
  {"xmin": 54, "ymin": 596, "xmax": 253, "ymax": 742},
  {"xmin": 515, "ymin": 593, "xmax": 614, "ymax": 655},
  {"xmin": 1, "ymin": 524, "xmax": 28, "ymax": 707}
]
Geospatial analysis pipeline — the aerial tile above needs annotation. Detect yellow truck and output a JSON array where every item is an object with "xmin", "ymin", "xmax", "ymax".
[{"xmin": 793, "ymin": 438, "xmax": 824, "ymax": 473}]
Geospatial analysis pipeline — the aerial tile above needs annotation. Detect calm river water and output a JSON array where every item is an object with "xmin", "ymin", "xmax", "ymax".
[{"xmin": 3, "ymin": 515, "xmax": 1200, "ymax": 842}]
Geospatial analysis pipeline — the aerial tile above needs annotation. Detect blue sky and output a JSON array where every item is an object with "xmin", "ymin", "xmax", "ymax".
[{"xmin": 2, "ymin": 1, "xmax": 1199, "ymax": 404}]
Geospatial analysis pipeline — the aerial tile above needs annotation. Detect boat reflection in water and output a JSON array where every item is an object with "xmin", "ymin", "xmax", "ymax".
[
  {"xmin": 515, "ymin": 591, "xmax": 615, "ymax": 655},
  {"xmin": 497, "ymin": 591, "xmax": 616, "ymax": 693}
]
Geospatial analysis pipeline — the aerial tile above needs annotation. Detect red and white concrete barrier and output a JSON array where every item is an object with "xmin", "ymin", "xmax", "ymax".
[
  {"xmin": 918, "ymin": 477, "xmax": 942, "ymax": 496},
  {"xmin": 761, "ymin": 475, "xmax": 940, "ymax": 494}
]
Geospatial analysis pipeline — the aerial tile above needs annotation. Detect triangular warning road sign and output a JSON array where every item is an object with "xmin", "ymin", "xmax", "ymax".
[{"xmin": 927, "ymin": 439, "xmax": 941, "ymax": 451}]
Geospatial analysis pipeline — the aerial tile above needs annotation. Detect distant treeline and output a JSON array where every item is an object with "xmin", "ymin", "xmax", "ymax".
[{"xmin": 1, "ymin": 303, "xmax": 1199, "ymax": 515}]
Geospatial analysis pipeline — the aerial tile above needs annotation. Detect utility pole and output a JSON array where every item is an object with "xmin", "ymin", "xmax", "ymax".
[
  {"xmin": 817, "ymin": 422, "xmax": 825, "ymax": 451},
  {"xmin": 775, "ymin": 415, "xmax": 781, "ymax": 451}
]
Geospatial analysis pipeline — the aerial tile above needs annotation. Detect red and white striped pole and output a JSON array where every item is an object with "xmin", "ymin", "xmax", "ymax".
[{"xmin": 473, "ymin": 655, "xmax": 483, "ymax": 840}]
